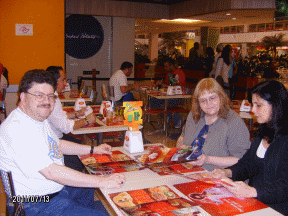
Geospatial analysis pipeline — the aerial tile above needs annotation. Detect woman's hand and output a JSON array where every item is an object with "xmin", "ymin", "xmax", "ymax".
[
  {"xmin": 212, "ymin": 169, "xmax": 230, "ymax": 178},
  {"xmin": 189, "ymin": 154, "xmax": 209, "ymax": 166},
  {"xmin": 176, "ymin": 136, "xmax": 184, "ymax": 146},
  {"xmin": 221, "ymin": 178, "xmax": 257, "ymax": 198}
]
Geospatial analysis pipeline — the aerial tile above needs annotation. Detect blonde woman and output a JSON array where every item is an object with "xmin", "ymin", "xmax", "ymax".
[{"xmin": 177, "ymin": 78, "xmax": 250, "ymax": 171}]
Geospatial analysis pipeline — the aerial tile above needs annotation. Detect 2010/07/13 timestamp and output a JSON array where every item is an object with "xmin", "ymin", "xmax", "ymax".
[{"xmin": 12, "ymin": 195, "xmax": 50, "ymax": 203}]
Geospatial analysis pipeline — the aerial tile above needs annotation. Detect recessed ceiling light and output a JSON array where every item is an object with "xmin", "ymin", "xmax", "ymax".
[
  {"xmin": 232, "ymin": 17, "xmax": 236, "ymax": 20},
  {"xmin": 226, "ymin": 13, "xmax": 231, "ymax": 16}
]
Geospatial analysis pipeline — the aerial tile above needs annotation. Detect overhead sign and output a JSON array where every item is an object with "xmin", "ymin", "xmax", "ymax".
[
  {"xmin": 65, "ymin": 15, "xmax": 104, "ymax": 59},
  {"xmin": 15, "ymin": 24, "xmax": 33, "ymax": 36}
]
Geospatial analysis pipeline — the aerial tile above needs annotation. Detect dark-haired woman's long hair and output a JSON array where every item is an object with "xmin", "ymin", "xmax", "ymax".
[
  {"xmin": 221, "ymin": 45, "xmax": 231, "ymax": 66},
  {"xmin": 251, "ymin": 80, "xmax": 288, "ymax": 143}
]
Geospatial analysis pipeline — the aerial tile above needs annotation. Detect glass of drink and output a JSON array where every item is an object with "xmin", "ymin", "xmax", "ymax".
[{"xmin": 106, "ymin": 110, "xmax": 114, "ymax": 126}]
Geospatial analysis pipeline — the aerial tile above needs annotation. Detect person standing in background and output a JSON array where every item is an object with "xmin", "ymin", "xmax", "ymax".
[{"xmin": 204, "ymin": 47, "xmax": 215, "ymax": 78}]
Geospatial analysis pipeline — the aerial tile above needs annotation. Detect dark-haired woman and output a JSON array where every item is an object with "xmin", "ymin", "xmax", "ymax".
[
  {"xmin": 215, "ymin": 45, "xmax": 232, "ymax": 86},
  {"xmin": 214, "ymin": 80, "xmax": 288, "ymax": 215}
]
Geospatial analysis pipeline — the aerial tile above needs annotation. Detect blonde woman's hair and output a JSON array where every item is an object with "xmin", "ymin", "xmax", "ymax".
[{"xmin": 192, "ymin": 78, "xmax": 231, "ymax": 123}]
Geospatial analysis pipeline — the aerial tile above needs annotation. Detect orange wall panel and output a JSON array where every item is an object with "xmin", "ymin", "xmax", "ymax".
[{"xmin": 0, "ymin": 0, "xmax": 64, "ymax": 85}]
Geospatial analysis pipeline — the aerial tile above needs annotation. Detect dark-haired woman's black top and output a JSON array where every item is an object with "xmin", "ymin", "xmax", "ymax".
[{"xmin": 228, "ymin": 134, "xmax": 288, "ymax": 215}]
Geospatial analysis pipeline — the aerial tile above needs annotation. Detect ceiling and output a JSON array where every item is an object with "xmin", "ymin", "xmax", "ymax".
[{"xmin": 135, "ymin": 9, "xmax": 276, "ymax": 35}]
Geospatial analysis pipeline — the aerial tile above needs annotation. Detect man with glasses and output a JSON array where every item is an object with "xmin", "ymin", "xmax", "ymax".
[
  {"xmin": 0, "ymin": 70, "xmax": 125, "ymax": 215},
  {"xmin": 46, "ymin": 66, "xmax": 96, "ymax": 171}
]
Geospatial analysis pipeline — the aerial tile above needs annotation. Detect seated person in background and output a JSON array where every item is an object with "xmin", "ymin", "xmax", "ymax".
[
  {"xmin": 47, "ymin": 66, "xmax": 96, "ymax": 172},
  {"xmin": 158, "ymin": 58, "xmax": 186, "ymax": 88},
  {"xmin": 213, "ymin": 80, "xmax": 288, "ymax": 215},
  {"xmin": 177, "ymin": 78, "xmax": 250, "ymax": 171},
  {"xmin": 109, "ymin": 61, "xmax": 138, "ymax": 104},
  {"xmin": 0, "ymin": 63, "xmax": 8, "ymax": 100},
  {"xmin": 0, "ymin": 69, "xmax": 125, "ymax": 216},
  {"xmin": 155, "ymin": 58, "xmax": 187, "ymax": 128}
]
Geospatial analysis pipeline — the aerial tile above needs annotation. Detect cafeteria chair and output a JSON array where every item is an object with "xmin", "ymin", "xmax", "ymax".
[
  {"xmin": 0, "ymin": 170, "xmax": 26, "ymax": 216},
  {"xmin": 84, "ymin": 86, "xmax": 97, "ymax": 105},
  {"xmin": 138, "ymin": 89, "xmax": 167, "ymax": 136},
  {"xmin": 166, "ymin": 99, "xmax": 190, "ymax": 134}
]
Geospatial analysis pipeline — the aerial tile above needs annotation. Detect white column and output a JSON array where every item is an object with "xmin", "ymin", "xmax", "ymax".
[
  {"xmin": 242, "ymin": 43, "xmax": 248, "ymax": 58},
  {"xmin": 148, "ymin": 33, "xmax": 158, "ymax": 61}
]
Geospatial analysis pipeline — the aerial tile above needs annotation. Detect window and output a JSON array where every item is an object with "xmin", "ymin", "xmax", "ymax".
[
  {"xmin": 275, "ymin": 23, "xmax": 283, "ymax": 31},
  {"xmin": 266, "ymin": 23, "xmax": 274, "ymax": 31},
  {"xmin": 220, "ymin": 28, "xmax": 224, "ymax": 34},
  {"xmin": 231, "ymin": 26, "xmax": 236, "ymax": 33},
  {"xmin": 224, "ymin": 27, "xmax": 230, "ymax": 33},
  {"xmin": 237, "ymin": 25, "xmax": 244, "ymax": 33},
  {"xmin": 249, "ymin": 25, "xmax": 257, "ymax": 32},
  {"xmin": 258, "ymin": 24, "xmax": 265, "ymax": 32}
]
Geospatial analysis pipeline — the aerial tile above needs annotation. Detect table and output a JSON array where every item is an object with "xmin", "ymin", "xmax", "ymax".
[
  {"xmin": 97, "ymin": 146, "xmax": 283, "ymax": 216},
  {"xmin": 59, "ymin": 92, "xmax": 92, "ymax": 105},
  {"xmin": 148, "ymin": 92, "xmax": 192, "ymax": 136},
  {"xmin": 231, "ymin": 100, "xmax": 254, "ymax": 130},
  {"xmin": 63, "ymin": 105, "xmax": 142, "ymax": 145}
]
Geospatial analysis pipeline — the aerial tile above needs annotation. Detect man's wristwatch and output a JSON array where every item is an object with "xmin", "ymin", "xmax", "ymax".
[{"xmin": 90, "ymin": 146, "xmax": 94, "ymax": 154}]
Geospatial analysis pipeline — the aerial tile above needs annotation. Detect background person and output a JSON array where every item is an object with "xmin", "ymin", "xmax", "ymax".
[
  {"xmin": 176, "ymin": 78, "xmax": 250, "ymax": 171},
  {"xmin": 0, "ymin": 69, "xmax": 125, "ymax": 216},
  {"xmin": 210, "ymin": 44, "xmax": 223, "ymax": 78},
  {"xmin": 109, "ymin": 61, "xmax": 138, "ymax": 104},
  {"xmin": 0, "ymin": 63, "xmax": 8, "ymax": 100},
  {"xmin": 213, "ymin": 80, "xmax": 288, "ymax": 215},
  {"xmin": 47, "ymin": 66, "xmax": 96, "ymax": 172},
  {"xmin": 215, "ymin": 45, "xmax": 232, "ymax": 87},
  {"xmin": 204, "ymin": 47, "xmax": 215, "ymax": 78}
]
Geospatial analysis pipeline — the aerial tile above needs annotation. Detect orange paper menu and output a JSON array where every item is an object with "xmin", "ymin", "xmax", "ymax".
[
  {"xmin": 148, "ymin": 162, "xmax": 204, "ymax": 176},
  {"xmin": 137, "ymin": 146, "xmax": 203, "ymax": 164},
  {"xmin": 80, "ymin": 151, "xmax": 133, "ymax": 165},
  {"xmin": 174, "ymin": 181, "xmax": 267, "ymax": 216},
  {"xmin": 110, "ymin": 186, "xmax": 199, "ymax": 216}
]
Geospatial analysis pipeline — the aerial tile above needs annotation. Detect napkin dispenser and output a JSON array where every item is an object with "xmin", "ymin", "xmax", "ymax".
[
  {"xmin": 63, "ymin": 83, "xmax": 71, "ymax": 92},
  {"xmin": 167, "ymin": 86, "xmax": 175, "ymax": 95},
  {"xmin": 240, "ymin": 100, "xmax": 251, "ymax": 112},
  {"xmin": 175, "ymin": 86, "xmax": 182, "ymax": 95},
  {"xmin": 123, "ymin": 123, "xmax": 144, "ymax": 154},
  {"xmin": 100, "ymin": 101, "xmax": 112, "ymax": 115},
  {"xmin": 74, "ymin": 98, "xmax": 86, "ymax": 111}
]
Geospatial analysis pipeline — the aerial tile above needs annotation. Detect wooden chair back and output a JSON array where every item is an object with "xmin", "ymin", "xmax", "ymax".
[{"xmin": 0, "ymin": 170, "xmax": 25, "ymax": 216}]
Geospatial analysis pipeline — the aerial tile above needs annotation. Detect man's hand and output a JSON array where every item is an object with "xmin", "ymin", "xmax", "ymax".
[
  {"xmin": 95, "ymin": 144, "xmax": 112, "ymax": 155},
  {"xmin": 76, "ymin": 107, "xmax": 87, "ymax": 117},
  {"xmin": 98, "ymin": 173, "xmax": 126, "ymax": 189},
  {"xmin": 86, "ymin": 113, "xmax": 96, "ymax": 124}
]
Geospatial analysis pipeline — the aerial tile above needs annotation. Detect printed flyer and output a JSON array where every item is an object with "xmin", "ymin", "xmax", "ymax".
[
  {"xmin": 80, "ymin": 151, "xmax": 133, "ymax": 165},
  {"xmin": 109, "ymin": 186, "xmax": 200, "ymax": 216},
  {"xmin": 137, "ymin": 147, "xmax": 202, "ymax": 164},
  {"xmin": 174, "ymin": 181, "xmax": 267, "ymax": 216},
  {"xmin": 147, "ymin": 162, "xmax": 204, "ymax": 176}
]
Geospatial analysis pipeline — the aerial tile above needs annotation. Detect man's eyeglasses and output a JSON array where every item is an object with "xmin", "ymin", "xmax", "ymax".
[{"xmin": 27, "ymin": 92, "xmax": 57, "ymax": 102}]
